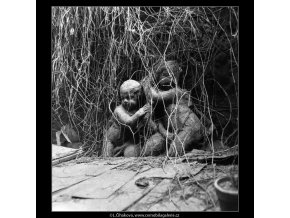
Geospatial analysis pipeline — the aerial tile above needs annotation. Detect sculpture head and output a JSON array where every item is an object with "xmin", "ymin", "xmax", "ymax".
[
  {"xmin": 154, "ymin": 60, "xmax": 182, "ymax": 90},
  {"xmin": 120, "ymin": 79, "xmax": 144, "ymax": 111}
]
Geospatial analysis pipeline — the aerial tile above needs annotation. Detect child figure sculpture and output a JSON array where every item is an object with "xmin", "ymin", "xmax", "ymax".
[
  {"xmin": 143, "ymin": 60, "xmax": 206, "ymax": 157},
  {"xmin": 102, "ymin": 79, "xmax": 150, "ymax": 157}
]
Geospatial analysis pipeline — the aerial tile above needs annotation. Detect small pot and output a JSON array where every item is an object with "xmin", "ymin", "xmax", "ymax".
[{"xmin": 214, "ymin": 176, "xmax": 238, "ymax": 211}]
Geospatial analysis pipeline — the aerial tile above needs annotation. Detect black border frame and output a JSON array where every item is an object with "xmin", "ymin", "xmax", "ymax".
[{"xmin": 37, "ymin": 1, "xmax": 253, "ymax": 217}]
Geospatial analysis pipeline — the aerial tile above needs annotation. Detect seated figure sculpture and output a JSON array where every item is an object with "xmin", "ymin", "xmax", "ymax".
[
  {"xmin": 142, "ymin": 60, "xmax": 207, "ymax": 157},
  {"xmin": 102, "ymin": 79, "xmax": 160, "ymax": 157}
]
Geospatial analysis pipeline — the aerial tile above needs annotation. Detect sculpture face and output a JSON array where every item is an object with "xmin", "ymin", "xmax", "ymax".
[
  {"xmin": 120, "ymin": 80, "xmax": 143, "ymax": 111},
  {"xmin": 120, "ymin": 89, "xmax": 141, "ymax": 110},
  {"xmin": 158, "ymin": 69, "xmax": 175, "ymax": 88},
  {"xmin": 154, "ymin": 61, "xmax": 182, "ymax": 90}
]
